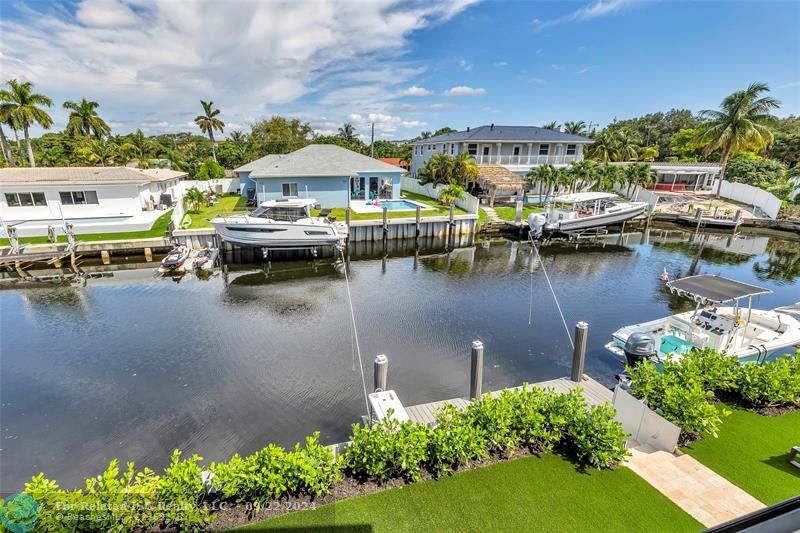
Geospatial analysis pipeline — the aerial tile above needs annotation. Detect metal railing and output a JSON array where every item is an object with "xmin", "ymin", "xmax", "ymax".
[{"xmin": 472, "ymin": 154, "xmax": 581, "ymax": 165}]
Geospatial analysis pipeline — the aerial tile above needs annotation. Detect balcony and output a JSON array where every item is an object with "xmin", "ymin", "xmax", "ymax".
[{"xmin": 472, "ymin": 154, "xmax": 581, "ymax": 166}]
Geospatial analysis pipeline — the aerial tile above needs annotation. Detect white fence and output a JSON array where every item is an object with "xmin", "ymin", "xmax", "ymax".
[
  {"xmin": 718, "ymin": 180, "xmax": 782, "ymax": 219},
  {"xmin": 612, "ymin": 386, "xmax": 681, "ymax": 452},
  {"xmin": 400, "ymin": 177, "xmax": 479, "ymax": 214},
  {"xmin": 615, "ymin": 184, "xmax": 659, "ymax": 212},
  {"xmin": 180, "ymin": 178, "xmax": 239, "ymax": 195}
]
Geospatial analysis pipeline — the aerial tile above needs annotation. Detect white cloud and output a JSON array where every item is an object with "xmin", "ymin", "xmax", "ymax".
[
  {"xmin": 403, "ymin": 86, "xmax": 432, "ymax": 96},
  {"xmin": 348, "ymin": 112, "xmax": 426, "ymax": 135},
  {"xmin": 458, "ymin": 59, "xmax": 474, "ymax": 71},
  {"xmin": 532, "ymin": 0, "xmax": 642, "ymax": 31},
  {"xmin": 577, "ymin": 67, "xmax": 591, "ymax": 74},
  {"xmin": 1, "ymin": 0, "xmax": 477, "ymax": 135},
  {"xmin": 493, "ymin": 61, "xmax": 509, "ymax": 67},
  {"xmin": 444, "ymin": 86, "xmax": 486, "ymax": 96}
]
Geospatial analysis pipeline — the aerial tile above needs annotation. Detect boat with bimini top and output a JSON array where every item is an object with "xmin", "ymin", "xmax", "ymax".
[
  {"xmin": 528, "ymin": 192, "xmax": 647, "ymax": 238},
  {"xmin": 606, "ymin": 274, "xmax": 800, "ymax": 367}
]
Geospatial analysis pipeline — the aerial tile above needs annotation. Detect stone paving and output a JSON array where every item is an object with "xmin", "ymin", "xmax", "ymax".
[{"xmin": 625, "ymin": 443, "xmax": 765, "ymax": 527}]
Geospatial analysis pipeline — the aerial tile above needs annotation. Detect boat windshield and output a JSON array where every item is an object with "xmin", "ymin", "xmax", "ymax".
[{"xmin": 250, "ymin": 206, "xmax": 310, "ymax": 221}]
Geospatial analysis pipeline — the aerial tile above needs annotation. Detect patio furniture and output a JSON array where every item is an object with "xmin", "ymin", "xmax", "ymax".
[{"xmin": 790, "ymin": 446, "xmax": 800, "ymax": 469}]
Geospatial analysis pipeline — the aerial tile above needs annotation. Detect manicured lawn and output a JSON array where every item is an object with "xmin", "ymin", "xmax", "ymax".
[
  {"xmin": 494, "ymin": 204, "xmax": 544, "ymax": 222},
  {"xmin": 233, "ymin": 454, "xmax": 702, "ymax": 532},
  {"xmin": 0, "ymin": 210, "xmax": 173, "ymax": 246},
  {"xmin": 682, "ymin": 404, "xmax": 800, "ymax": 505},
  {"xmin": 310, "ymin": 191, "xmax": 469, "ymax": 222},
  {"xmin": 186, "ymin": 195, "xmax": 249, "ymax": 228}
]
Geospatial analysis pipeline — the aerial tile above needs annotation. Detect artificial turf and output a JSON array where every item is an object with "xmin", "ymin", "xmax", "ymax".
[
  {"xmin": 493, "ymin": 204, "xmax": 544, "ymax": 222},
  {"xmin": 232, "ymin": 454, "xmax": 702, "ymax": 533},
  {"xmin": 186, "ymin": 195, "xmax": 250, "ymax": 228},
  {"xmin": 682, "ymin": 404, "xmax": 800, "ymax": 505}
]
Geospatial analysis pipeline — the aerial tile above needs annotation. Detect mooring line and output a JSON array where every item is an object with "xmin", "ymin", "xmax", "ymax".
[
  {"xmin": 530, "ymin": 238, "xmax": 574, "ymax": 350},
  {"xmin": 339, "ymin": 249, "xmax": 370, "ymax": 415}
]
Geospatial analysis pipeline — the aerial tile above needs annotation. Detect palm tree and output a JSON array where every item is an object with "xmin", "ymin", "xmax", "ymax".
[
  {"xmin": 637, "ymin": 145, "xmax": 659, "ymax": 162},
  {"xmin": 542, "ymin": 121, "xmax": 559, "ymax": 130},
  {"xmin": 418, "ymin": 152, "xmax": 454, "ymax": 186},
  {"xmin": 0, "ymin": 79, "xmax": 53, "ymax": 167},
  {"xmin": 183, "ymin": 187, "xmax": 205, "ymax": 214},
  {"xmin": 563, "ymin": 121, "xmax": 587, "ymax": 135},
  {"xmin": 0, "ymin": 100, "xmax": 15, "ymax": 166},
  {"xmin": 438, "ymin": 181, "xmax": 465, "ymax": 205},
  {"xmin": 526, "ymin": 164, "xmax": 556, "ymax": 198},
  {"xmin": 63, "ymin": 98, "xmax": 111, "ymax": 138},
  {"xmin": 587, "ymin": 130, "xmax": 616, "ymax": 162},
  {"xmin": 624, "ymin": 162, "xmax": 656, "ymax": 198},
  {"xmin": 567, "ymin": 160, "xmax": 596, "ymax": 192},
  {"xmin": 452, "ymin": 151, "xmax": 478, "ymax": 188},
  {"xmin": 129, "ymin": 129, "xmax": 155, "ymax": 161},
  {"xmin": 194, "ymin": 100, "xmax": 225, "ymax": 162},
  {"xmin": 77, "ymin": 137, "xmax": 118, "ymax": 166},
  {"xmin": 337, "ymin": 123, "xmax": 356, "ymax": 143},
  {"xmin": 693, "ymin": 82, "xmax": 780, "ymax": 196},
  {"xmin": 590, "ymin": 162, "xmax": 622, "ymax": 192},
  {"xmin": 614, "ymin": 128, "xmax": 641, "ymax": 161}
]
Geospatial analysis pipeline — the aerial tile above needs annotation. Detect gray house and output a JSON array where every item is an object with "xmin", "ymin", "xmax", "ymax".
[
  {"xmin": 410, "ymin": 124, "xmax": 593, "ymax": 177},
  {"xmin": 236, "ymin": 144, "xmax": 405, "ymax": 207}
]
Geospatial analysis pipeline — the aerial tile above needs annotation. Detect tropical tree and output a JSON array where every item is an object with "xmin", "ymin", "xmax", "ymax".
[
  {"xmin": 128, "ymin": 129, "xmax": 157, "ymax": 161},
  {"xmin": 567, "ymin": 159, "xmax": 597, "ymax": 192},
  {"xmin": 624, "ymin": 162, "xmax": 656, "ymax": 197},
  {"xmin": 1, "ymin": 79, "xmax": 53, "ymax": 167},
  {"xmin": 337, "ymin": 123, "xmax": 357, "ymax": 143},
  {"xmin": 564, "ymin": 121, "xmax": 587, "ymax": 135},
  {"xmin": 419, "ymin": 131, "xmax": 432, "ymax": 139},
  {"xmin": 542, "ymin": 121, "xmax": 559, "ymax": 130},
  {"xmin": 587, "ymin": 130, "xmax": 616, "ymax": 162},
  {"xmin": 693, "ymin": 82, "xmax": 780, "ymax": 196},
  {"xmin": 614, "ymin": 128, "xmax": 641, "ymax": 161},
  {"xmin": 0, "ymin": 101, "xmax": 15, "ymax": 166},
  {"xmin": 249, "ymin": 116, "xmax": 313, "ymax": 156},
  {"xmin": 183, "ymin": 187, "xmax": 205, "ymax": 214},
  {"xmin": 527, "ymin": 163, "xmax": 556, "ymax": 198},
  {"xmin": 75, "ymin": 137, "xmax": 118, "ymax": 166},
  {"xmin": 194, "ymin": 100, "xmax": 225, "ymax": 162},
  {"xmin": 452, "ymin": 151, "xmax": 478, "ymax": 188},
  {"xmin": 417, "ymin": 151, "xmax": 453, "ymax": 186},
  {"xmin": 637, "ymin": 145, "xmax": 660, "ymax": 162},
  {"xmin": 438, "ymin": 181, "xmax": 465, "ymax": 205},
  {"xmin": 195, "ymin": 159, "xmax": 226, "ymax": 181},
  {"xmin": 63, "ymin": 98, "xmax": 111, "ymax": 138}
]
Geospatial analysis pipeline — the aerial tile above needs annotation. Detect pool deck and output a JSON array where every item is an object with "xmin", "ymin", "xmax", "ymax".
[
  {"xmin": 349, "ymin": 199, "xmax": 435, "ymax": 214},
  {"xmin": 404, "ymin": 375, "xmax": 612, "ymax": 425}
]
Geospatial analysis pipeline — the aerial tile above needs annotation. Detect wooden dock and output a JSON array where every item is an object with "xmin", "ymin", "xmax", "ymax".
[{"xmin": 404, "ymin": 375, "xmax": 612, "ymax": 426}]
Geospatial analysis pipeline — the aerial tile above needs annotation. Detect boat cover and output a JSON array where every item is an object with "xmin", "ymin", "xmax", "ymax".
[{"xmin": 667, "ymin": 274, "xmax": 772, "ymax": 303}]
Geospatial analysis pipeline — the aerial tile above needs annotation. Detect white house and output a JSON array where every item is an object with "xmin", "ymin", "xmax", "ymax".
[
  {"xmin": 236, "ymin": 144, "xmax": 406, "ymax": 207},
  {"xmin": 0, "ymin": 167, "xmax": 186, "ymax": 237},
  {"xmin": 410, "ymin": 124, "xmax": 594, "ymax": 177},
  {"xmin": 612, "ymin": 161, "xmax": 721, "ymax": 192}
]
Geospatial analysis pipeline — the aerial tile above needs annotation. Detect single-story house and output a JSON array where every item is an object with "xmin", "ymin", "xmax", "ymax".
[
  {"xmin": 612, "ymin": 162, "xmax": 721, "ymax": 192},
  {"xmin": 0, "ymin": 166, "xmax": 186, "ymax": 237},
  {"xmin": 236, "ymin": 144, "xmax": 406, "ymax": 207}
]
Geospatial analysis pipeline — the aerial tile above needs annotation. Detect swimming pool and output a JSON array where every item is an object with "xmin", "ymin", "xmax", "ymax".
[
  {"xmin": 525, "ymin": 196, "xmax": 556, "ymax": 204},
  {"xmin": 372, "ymin": 200, "xmax": 428, "ymax": 210}
]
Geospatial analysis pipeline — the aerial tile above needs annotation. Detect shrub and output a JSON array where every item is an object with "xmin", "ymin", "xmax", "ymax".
[
  {"xmin": 736, "ymin": 356, "xmax": 800, "ymax": 407},
  {"xmin": 428, "ymin": 404, "xmax": 488, "ymax": 477},
  {"xmin": 565, "ymin": 403, "xmax": 630, "ymax": 469},
  {"xmin": 346, "ymin": 414, "xmax": 430, "ymax": 482},
  {"xmin": 210, "ymin": 433, "xmax": 340, "ymax": 506},
  {"xmin": 157, "ymin": 450, "xmax": 213, "ymax": 530},
  {"xmin": 464, "ymin": 391, "xmax": 519, "ymax": 455},
  {"xmin": 678, "ymin": 348, "xmax": 739, "ymax": 392},
  {"xmin": 195, "ymin": 159, "xmax": 226, "ymax": 181}
]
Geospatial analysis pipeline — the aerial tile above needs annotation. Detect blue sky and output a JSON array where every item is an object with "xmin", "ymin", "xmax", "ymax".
[{"xmin": 1, "ymin": 0, "xmax": 798, "ymax": 140}]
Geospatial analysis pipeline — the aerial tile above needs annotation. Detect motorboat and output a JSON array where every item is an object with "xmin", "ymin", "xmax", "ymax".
[
  {"xmin": 606, "ymin": 274, "xmax": 800, "ymax": 366},
  {"xmin": 528, "ymin": 192, "xmax": 647, "ymax": 238},
  {"xmin": 190, "ymin": 248, "xmax": 218, "ymax": 271},
  {"xmin": 210, "ymin": 198, "xmax": 348, "ymax": 248},
  {"xmin": 158, "ymin": 245, "xmax": 190, "ymax": 273}
]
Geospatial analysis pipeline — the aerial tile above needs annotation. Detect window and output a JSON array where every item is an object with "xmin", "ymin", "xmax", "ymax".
[
  {"xmin": 450, "ymin": 144, "xmax": 454, "ymax": 155},
  {"xmin": 281, "ymin": 183, "xmax": 298, "ymax": 197},
  {"xmin": 5, "ymin": 192, "xmax": 47, "ymax": 207},
  {"xmin": 58, "ymin": 190, "xmax": 99, "ymax": 205},
  {"xmin": 482, "ymin": 146, "xmax": 490, "ymax": 156},
  {"xmin": 539, "ymin": 144, "xmax": 550, "ymax": 156},
  {"xmin": 467, "ymin": 143, "xmax": 477, "ymax": 155},
  {"xmin": 513, "ymin": 145, "xmax": 522, "ymax": 156},
  {"xmin": 566, "ymin": 144, "xmax": 577, "ymax": 155}
]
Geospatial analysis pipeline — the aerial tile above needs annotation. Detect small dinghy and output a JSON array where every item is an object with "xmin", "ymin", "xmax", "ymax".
[
  {"xmin": 158, "ymin": 245, "xmax": 190, "ymax": 273},
  {"xmin": 191, "ymin": 248, "xmax": 218, "ymax": 271}
]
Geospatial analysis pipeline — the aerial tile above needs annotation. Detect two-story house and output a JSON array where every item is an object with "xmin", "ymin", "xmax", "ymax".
[{"xmin": 410, "ymin": 124, "xmax": 594, "ymax": 178}]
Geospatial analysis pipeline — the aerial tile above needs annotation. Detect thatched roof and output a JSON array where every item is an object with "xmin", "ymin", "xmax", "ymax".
[{"xmin": 477, "ymin": 165, "xmax": 527, "ymax": 194}]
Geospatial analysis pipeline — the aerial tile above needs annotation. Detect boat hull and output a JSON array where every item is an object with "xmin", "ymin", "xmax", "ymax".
[
  {"xmin": 551, "ymin": 202, "xmax": 647, "ymax": 233},
  {"xmin": 211, "ymin": 218, "xmax": 347, "ymax": 248}
]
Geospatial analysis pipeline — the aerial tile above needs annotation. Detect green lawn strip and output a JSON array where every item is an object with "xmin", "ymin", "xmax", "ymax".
[
  {"xmin": 186, "ymin": 195, "xmax": 250, "ymax": 228},
  {"xmin": 309, "ymin": 191, "xmax": 469, "ymax": 222},
  {"xmin": 0, "ymin": 210, "xmax": 173, "ymax": 246},
  {"xmin": 682, "ymin": 404, "xmax": 800, "ymax": 505},
  {"xmin": 494, "ymin": 205, "xmax": 544, "ymax": 222},
  {"xmin": 233, "ymin": 454, "xmax": 702, "ymax": 533}
]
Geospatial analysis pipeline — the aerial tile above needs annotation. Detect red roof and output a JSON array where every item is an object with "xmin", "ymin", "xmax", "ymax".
[{"xmin": 378, "ymin": 157, "xmax": 409, "ymax": 167}]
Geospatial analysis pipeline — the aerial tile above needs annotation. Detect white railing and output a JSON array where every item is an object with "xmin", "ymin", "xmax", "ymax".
[
  {"xmin": 400, "ymin": 177, "xmax": 479, "ymax": 214},
  {"xmin": 473, "ymin": 154, "xmax": 580, "ymax": 166},
  {"xmin": 718, "ymin": 180, "xmax": 782, "ymax": 219}
]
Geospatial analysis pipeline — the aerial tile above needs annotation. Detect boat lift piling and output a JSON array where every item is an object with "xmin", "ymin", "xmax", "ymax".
[
  {"xmin": 469, "ymin": 340, "xmax": 484, "ymax": 399},
  {"xmin": 571, "ymin": 322, "xmax": 589, "ymax": 382}
]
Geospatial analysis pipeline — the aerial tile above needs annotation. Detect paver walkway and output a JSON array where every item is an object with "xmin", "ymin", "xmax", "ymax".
[
  {"xmin": 625, "ymin": 443, "xmax": 765, "ymax": 527},
  {"xmin": 482, "ymin": 206, "xmax": 503, "ymax": 223}
]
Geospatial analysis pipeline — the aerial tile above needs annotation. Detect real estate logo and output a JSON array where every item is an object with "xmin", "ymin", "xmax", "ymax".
[{"xmin": 0, "ymin": 493, "xmax": 40, "ymax": 533}]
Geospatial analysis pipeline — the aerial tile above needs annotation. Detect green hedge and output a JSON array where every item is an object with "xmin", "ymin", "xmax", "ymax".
[
  {"xmin": 18, "ymin": 388, "xmax": 628, "ymax": 532},
  {"xmin": 628, "ymin": 349, "xmax": 800, "ymax": 439}
]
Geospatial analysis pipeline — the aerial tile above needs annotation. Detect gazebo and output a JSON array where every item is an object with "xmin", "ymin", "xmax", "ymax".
[{"xmin": 476, "ymin": 165, "xmax": 528, "ymax": 206}]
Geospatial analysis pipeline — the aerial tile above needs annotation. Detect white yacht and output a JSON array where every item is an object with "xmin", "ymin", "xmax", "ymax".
[
  {"xmin": 528, "ymin": 192, "xmax": 647, "ymax": 238},
  {"xmin": 606, "ymin": 274, "xmax": 800, "ymax": 366},
  {"xmin": 210, "ymin": 198, "xmax": 348, "ymax": 248}
]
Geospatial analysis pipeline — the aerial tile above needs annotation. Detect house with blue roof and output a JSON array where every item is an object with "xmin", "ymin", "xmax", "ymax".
[
  {"xmin": 410, "ymin": 124, "xmax": 593, "ymax": 177},
  {"xmin": 235, "ymin": 144, "xmax": 406, "ymax": 207}
]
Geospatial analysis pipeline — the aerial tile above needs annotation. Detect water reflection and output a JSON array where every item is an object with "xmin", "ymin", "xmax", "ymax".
[{"xmin": 1, "ymin": 229, "xmax": 798, "ymax": 491}]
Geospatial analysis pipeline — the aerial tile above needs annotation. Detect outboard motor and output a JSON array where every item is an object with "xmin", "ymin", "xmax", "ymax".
[
  {"xmin": 528, "ymin": 213, "xmax": 547, "ymax": 239},
  {"xmin": 623, "ymin": 332, "xmax": 656, "ymax": 368}
]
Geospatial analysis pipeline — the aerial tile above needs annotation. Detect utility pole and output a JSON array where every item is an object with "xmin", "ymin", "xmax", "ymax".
[{"xmin": 371, "ymin": 122, "xmax": 375, "ymax": 158}]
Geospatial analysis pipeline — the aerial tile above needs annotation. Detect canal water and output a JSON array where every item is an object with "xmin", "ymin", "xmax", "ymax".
[{"xmin": 1, "ymin": 228, "xmax": 799, "ymax": 490}]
